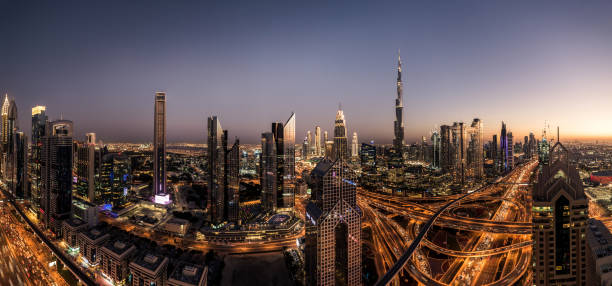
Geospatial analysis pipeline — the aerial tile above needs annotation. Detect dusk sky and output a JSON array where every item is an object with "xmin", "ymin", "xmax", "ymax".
[{"xmin": 1, "ymin": 1, "xmax": 611, "ymax": 144}]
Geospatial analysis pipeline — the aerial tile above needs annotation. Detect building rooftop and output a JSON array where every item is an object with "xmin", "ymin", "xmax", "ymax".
[
  {"xmin": 587, "ymin": 219, "xmax": 612, "ymax": 259},
  {"xmin": 131, "ymin": 253, "xmax": 168, "ymax": 273},
  {"xmin": 65, "ymin": 217, "xmax": 86, "ymax": 228},
  {"xmin": 168, "ymin": 262, "xmax": 207, "ymax": 286},
  {"xmin": 82, "ymin": 227, "xmax": 109, "ymax": 241},
  {"xmin": 102, "ymin": 240, "xmax": 135, "ymax": 257}
]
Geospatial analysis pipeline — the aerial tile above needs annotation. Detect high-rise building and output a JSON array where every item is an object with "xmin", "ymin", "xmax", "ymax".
[
  {"xmin": 100, "ymin": 153, "xmax": 131, "ymax": 208},
  {"xmin": 261, "ymin": 113, "xmax": 295, "ymax": 212},
  {"xmin": 76, "ymin": 140, "xmax": 102, "ymax": 204},
  {"xmin": 451, "ymin": 122, "xmax": 466, "ymax": 184},
  {"xmin": 430, "ymin": 131, "xmax": 440, "ymax": 168},
  {"xmin": 332, "ymin": 108, "xmax": 349, "ymax": 161},
  {"xmin": 315, "ymin": 126, "xmax": 321, "ymax": 157},
  {"xmin": 153, "ymin": 92, "xmax": 168, "ymax": 203},
  {"xmin": 528, "ymin": 132, "xmax": 536, "ymax": 159},
  {"xmin": 440, "ymin": 125, "xmax": 452, "ymax": 172},
  {"xmin": 13, "ymin": 131, "xmax": 27, "ymax": 199},
  {"xmin": 351, "ymin": 132, "xmax": 358, "ymax": 158},
  {"xmin": 500, "ymin": 122, "xmax": 508, "ymax": 172},
  {"xmin": 491, "ymin": 134, "xmax": 498, "ymax": 170},
  {"xmin": 31, "ymin": 105, "xmax": 47, "ymax": 214},
  {"xmin": 41, "ymin": 120, "xmax": 74, "ymax": 234},
  {"xmin": 2, "ymin": 95, "xmax": 17, "ymax": 184},
  {"xmin": 305, "ymin": 157, "xmax": 361, "ymax": 286},
  {"xmin": 468, "ymin": 118, "xmax": 483, "ymax": 178},
  {"xmin": 207, "ymin": 116, "xmax": 226, "ymax": 224},
  {"xmin": 393, "ymin": 53, "xmax": 405, "ymax": 151},
  {"xmin": 360, "ymin": 143, "xmax": 379, "ymax": 191},
  {"xmin": 507, "ymin": 132, "xmax": 514, "ymax": 170},
  {"xmin": 225, "ymin": 139, "xmax": 240, "ymax": 222},
  {"xmin": 323, "ymin": 131, "xmax": 328, "ymax": 144},
  {"xmin": 306, "ymin": 130, "xmax": 313, "ymax": 157},
  {"xmin": 261, "ymin": 132, "xmax": 277, "ymax": 212},
  {"xmin": 532, "ymin": 142, "xmax": 587, "ymax": 285}
]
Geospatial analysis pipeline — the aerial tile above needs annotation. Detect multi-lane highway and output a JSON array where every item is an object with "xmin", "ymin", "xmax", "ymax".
[{"xmin": 364, "ymin": 160, "xmax": 538, "ymax": 286}]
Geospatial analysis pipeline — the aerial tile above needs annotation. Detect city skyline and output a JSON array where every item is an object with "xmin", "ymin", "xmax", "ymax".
[{"xmin": 2, "ymin": 1, "xmax": 612, "ymax": 143}]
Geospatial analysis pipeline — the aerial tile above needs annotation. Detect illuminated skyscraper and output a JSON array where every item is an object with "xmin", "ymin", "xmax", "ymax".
[
  {"xmin": 324, "ymin": 130, "xmax": 328, "ymax": 143},
  {"xmin": 468, "ymin": 118, "xmax": 483, "ymax": 178},
  {"xmin": 262, "ymin": 113, "xmax": 295, "ymax": 212},
  {"xmin": 431, "ymin": 131, "xmax": 440, "ymax": 168},
  {"xmin": 306, "ymin": 130, "xmax": 313, "ymax": 157},
  {"xmin": 1, "ymin": 95, "xmax": 17, "ymax": 182},
  {"xmin": 440, "ymin": 125, "xmax": 452, "ymax": 172},
  {"xmin": 507, "ymin": 132, "xmax": 514, "ymax": 170},
  {"xmin": 500, "ymin": 122, "xmax": 508, "ymax": 171},
  {"xmin": 315, "ymin": 126, "xmax": 321, "ymax": 156},
  {"xmin": 283, "ymin": 113, "xmax": 296, "ymax": 209},
  {"xmin": 76, "ymin": 139, "xmax": 102, "ymax": 204},
  {"xmin": 393, "ymin": 53, "xmax": 405, "ymax": 151},
  {"xmin": 261, "ymin": 132, "xmax": 277, "ymax": 212},
  {"xmin": 41, "ymin": 120, "xmax": 73, "ymax": 234},
  {"xmin": 351, "ymin": 132, "xmax": 358, "ymax": 158},
  {"xmin": 305, "ymin": 156, "xmax": 361, "ymax": 286},
  {"xmin": 207, "ymin": 116, "xmax": 226, "ymax": 224},
  {"xmin": 31, "ymin": 105, "xmax": 47, "ymax": 214},
  {"xmin": 225, "ymin": 139, "xmax": 240, "ymax": 222},
  {"xmin": 153, "ymin": 92, "xmax": 167, "ymax": 203},
  {"xmin": 14, "ymin": 132, "xmax": 27, "ymax": 199},
  {"xmin": 533, "ymin": 142, "xmax": 587, "ymax": 285},
  {"xmin": 332, "ymin": 108, "xmax": 349, "ymax": 160},
  {"xmin": 451, "ymin": 122, "xmax": 466, "ymax": 184}
]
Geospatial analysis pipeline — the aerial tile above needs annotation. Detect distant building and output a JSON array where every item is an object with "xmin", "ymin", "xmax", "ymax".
[
  {"xmin": 467, "ymin": 118, "xmax": 483, "ymax": 178},
  {"xmin": 167, "ymin": 262, "xmax": 208, "ymax": 286},
  {"xmin": 351, "ymin": 132, "xmax": 358, "ymax": 158},
  {"xmin": 305, "ymin": 157, "xmax": 361, "ymax": 286},
  {"xmin": 360, "ymin": 143, "xmax": 378, "ymax": 191},
  {"xmin": 40, "ymin": 120, "xmax": 74, "ymax": 234},
  {"xmin": 393, "ymin": 53, "xmax": 405, "ymax": 151},
  {"xmin": 332, "ymin": 108, "xmax": 349, "ymax": 161},
  {"xmin": 500, "ymin": 122, "xmax": 508, "ymax": 171},
  {"xmin": 315, "ymin": 126, "xmax": 322, "ymax": 156},
  {"xmin": 129, "ymin": 253, "xmax": 169, "ymax": 286},
  {"xmin": 430, "ymin": 131, "xmax": 440, "ymax": 168},
  {"xmin": 440, "ymin": 125, "xmax": 452, "ymax": 172},
  {"xmin": 532, "ymin": 142, "xmax": 587, "ymax": 285},
  {"xmin": 507, "ymin": 132, "xmax": 514, "ymax": 170}
]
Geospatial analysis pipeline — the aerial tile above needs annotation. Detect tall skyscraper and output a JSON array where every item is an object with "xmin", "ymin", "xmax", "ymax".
[
  {"xmin": 533, "ymin": 142, "xmax": 587, "ymax": 285},
  {"xmin": 315, "ymin": 126, "xmax": 321, "ymax": 157},
  {"xmin": 360, "ymin": 143, "xmax": 379, "ymax": 191},
  {"xmin": 153, "ymin": 92, "xmax": 168, "ymax": 203},
  {"xmin": 31, "ymin": 105, "xmax": 47, "ymax": 214},
  {"xmin": 305, "ymin": 156, "xmax": 361, "ymax": 286},
  {"xmin": 2, "ymin": 95, "xmax": 17, "ymax": 183},
  {"xmin": 323, "ymin": 130, "xmax": 328, "ymax": 144},
  {"xmin": 468, "ymin": 118, "xmax": 483, "ymax": 178},
  {"xmin": 13, "ymin": 131, "xmax": 27, "ymax": 199},
  {"xmin": 332, "ymin": 108, "xmax": 349, "ymax": 161},
  {"xmin": 261, "ymin": 132, "xmax": 277, "ymax": 212},
  {"xmin": 100, "ymin": 153, "xmax": 131, "ymax": 208},
  {"xmin": 440, "ymin": 125, "xmax": 452, "ymax": 172},
  {"xmin": 431, "ymin": 131, "xmax": 440, "ymax": 168},
  {"xmin": 75, "ymin": 140, "xmax": 102, "ymax": 203},
  {"xmin": 207, "ymin": 116, "xmax": 226, "ymax": 224},
  {"xmin": 500, "ymin": 122, "xmax": 508, "ymax": 171},
  {"xmin": 261, "ymin": 113, "xmax": 295, "ymax": 212},
  {"xmin": 306, "ymin": 130, "xmax": 313, "ymax": 157},
  {"xmin": 451, "ymin": 122, "xmax": 466, "ymax": 184},
  {"xmin": 507, "ymin": 132, "xmax": 514, "ymax": 170},
  {"xmin": 393, "ymin": 53, "xmax": 405, "ymax": 151},
  {"xmin": 351, "ymin": 132, "xmax": 358, "ymax": 158},
  {"xmin": 41, "ymin": 120, "xmax": 74, "ymax": 234},
  {"xmin": 225, "ymin": 139, "xmax": 240, "ymax": 222}
]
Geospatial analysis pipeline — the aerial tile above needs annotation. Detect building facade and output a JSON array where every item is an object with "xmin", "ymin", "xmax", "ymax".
[{"xmin": 153, "ymin": 92, "xmax": 167, "ymax": 202}]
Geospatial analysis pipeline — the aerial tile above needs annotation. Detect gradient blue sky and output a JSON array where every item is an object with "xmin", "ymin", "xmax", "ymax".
[{"xmin": 1, "ymin": 1, "xmax": 611, "ymax": 143}]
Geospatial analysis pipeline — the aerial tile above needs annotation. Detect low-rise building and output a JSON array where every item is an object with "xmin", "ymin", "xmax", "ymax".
[
  {"xmin": 586, "ymin": 219, "xmax": 612, "ymax": 286},
  {"xmin": 100, "ymin": 240, "xmax": 136, "ymax": 284},
  {"xmin": 62, "ymin": 218, "xmax": 87, "ymax": 250},
  {"xmin": 129, "ymin": 253, "xmax": 169, "ymax": 286},
  {"xmin": 77, "ymin": 227, "xmax": 110, "ymax": 266},
  {"xmin": 167, "ymin": 262, "xmax": 208, "ymax": 286},
  {"xmin": 160, "ymin": 218, "xmax": 190, "ymax": 237}
]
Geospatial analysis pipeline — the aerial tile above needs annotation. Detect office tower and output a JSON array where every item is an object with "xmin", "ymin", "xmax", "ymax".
[
  {"xmin": 393, "ymin": 53, "xmax": 405, "ymax": 151},
  {"xmin": 302, "ymin": 137, "xmax": 309, "ymax": 159},
  {"xmin": 523, "ymin": 135, "xmax": 529, "ymax": 155},
  {"xmin": 41, "ymin": 120, "xmax": 74, "ymax": 234},
  {"xmin": 261, "ymin": 132, "xmax": 276, "ymax": 212},
  {"xmin": 2, "ymin": 95, "xmax": 17, "ymax": 183},
  {"xmin": 262, "ymin": 113, "xmax": 295, "ymax": 212},
  {"xmin": 360, "ymin": 143, "xmax": 378, "ymax": 191},
  {"xmin": 100, "ymin": 153, "xmax": 131, "ymax": 208},
  {"xmin": 315, "ymin": 126, "xmax": 321, "ymax": 156},
  {"xmin": 225, "ymin": 139, "xmax": 240, "ymax": 222},
  {"xmin": 500, "ymin": 122, "xmax": 508, "ymax": 171},
  {"xmin": 13, "ymin": 132, "xmax": 27, "ymax": 199},
  {"xmin": 507, "ymin": 132, "xmax": 514, "ymax": 170},
  {"xmin": 305, "ymin": 156, "xmax": 361, "ymax": 286},
  {"xmin": 153, "ymin": 92, "xmax": 167, "ymax": 203},
  {"xmin": 323, "ymin": 131, "xmax": 328, "ymax": 144},
  {"xmin": 491, "ymin": 134, "xmax": 498, "ymax": 162},
  {"xmin": 31, "ymin": 105, "xmax": 47, "ymax": 213},
  {"xmin": 306, "ymin": 130, "xmax": 313, "ymax": 157},
  {"xmin": 439, "ymin": 125, "xmax": 452, "ymax": 172},
  {"xmin": 282, "ymin": 113, "xmax": 296, "ymax": 209},
  {"xmin": 468, "ymin": 118, "xmax": 483, "ymax": 178},
  {"xmin": 528, "ymin": 132, "xmax": 536, "ymax": 159},
  {"xmin": 76, "ymin": 140, "xmax": 102, "ymax": 203},
  {"xmin": 207, "ymin": 116, "xmax": 226, "ymax": 224},
  {"xmin": 431, "ymin": 131, "xmax": 440, "ymax": 168},
  {"xmin": 451, "ymin": 122, "xmax": 466, "ymax": 184},
  {"xmin": 351, "ymin": 132, "xmax": 358, "ymax": 158},
  {"xmin": 332, "ymin": 108, "xmax": 349, "ymax": 161},
  {"xmin": 533, "ymin": 142, "xmax": 587, "ymax": 285}
]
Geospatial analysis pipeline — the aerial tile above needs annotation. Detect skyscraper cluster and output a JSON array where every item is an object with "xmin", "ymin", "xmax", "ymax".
[
  {"xmin": 438, "ymin": 118, "xmax": 484, "ymax": 184},
  {"xmin": 261, "ymin": 113, "xmax": 296, "ymax": 213},
  {"xmin": 207, "ymin": 116, "xmax": 240, "ymax": 224}
]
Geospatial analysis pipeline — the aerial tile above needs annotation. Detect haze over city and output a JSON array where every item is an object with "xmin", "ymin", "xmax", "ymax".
[{"xmin": 2, "ymin": 0, "xmax": 611, "ymax": 143}]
